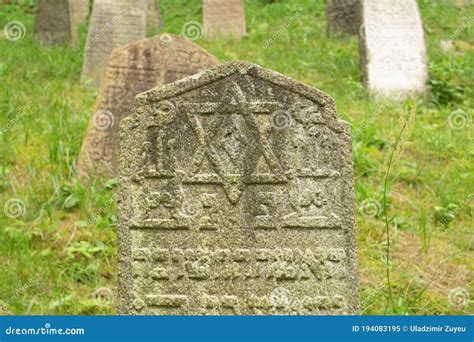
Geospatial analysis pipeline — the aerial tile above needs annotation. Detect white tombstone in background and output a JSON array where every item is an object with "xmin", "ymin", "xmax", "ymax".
[{"xmin": 359, "ymin": 0, "xmax": 428, "ymax": 98}]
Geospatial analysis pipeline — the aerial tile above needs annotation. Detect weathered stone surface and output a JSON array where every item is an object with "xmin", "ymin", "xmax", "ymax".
[
  {"xmin": 80, "ymin": 0, "xmax": 147, "ymax": 86},
  {"xmin": 77, "ymin": 34, "xmax": 218, "ymax": 178},
  {"xmin": 33, "ymin": 0, "xmax": 89, "ymax": 46},
  {"xmin": 203, "ymin": 0, "xmax": 246, "ymax": 40},
  {"xmin": 359, "ymin": 0, "xmax": 428, "ymax": 98},
  {"xmin": 146, "ymin": 0, "xmax": 163, "ymax": 32},
  {"xmin": 118, "ymin": 61, "xmax": 359, "ymax": 315},
  {"xmin": 34, "ymin": 0, "xmax": 69, "ymax": 44},
  {"xmin": 68, "ymin": 0, "xmax": 89, "ymax": 46},
  {"xmin": 326, "ymin": 0, "xmax": 360, "ymax": 36}
]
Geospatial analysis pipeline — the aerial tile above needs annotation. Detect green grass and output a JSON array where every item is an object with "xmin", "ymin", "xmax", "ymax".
[{"xmin": 0, "ymin": 0, "xmax": 472, "ymax": 315}]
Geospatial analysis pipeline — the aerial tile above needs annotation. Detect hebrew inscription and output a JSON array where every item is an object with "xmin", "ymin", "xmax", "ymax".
[
  {"xmin": 77, "ymin": 34, "xmax": 218, "ymax": 177},
  {"xmin": 359, "ymin": 0, "xmax": 428, "ymax": 97},
  {"xmin": 118, "ymin": 61, "xmax": 359, "ymax": 315}
]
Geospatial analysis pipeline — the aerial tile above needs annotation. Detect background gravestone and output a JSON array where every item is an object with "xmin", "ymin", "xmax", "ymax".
[
  {"xmin": 147, "ymin": 0, "xmax": 163, "ymax": 32},
  {"xmin": 80, "ymin": 0, "xmax": 147, "ymax": 86},
  {"xmin": 359, "ymin": 0, "xmax": 428, "ymax": 98},
  {"xmin": 326, "ymin": 0, "xmax": 360, "ymax": 36},
  {"xmin": 68, "ymin": 0, "xmax": 90, "ymax": 46},
  {"xmin": 203, "ymin": 0, "xmax": 246, "ymax": 40},
  {"xmin": 77, "ymin": 34, "xmax": 219, "ymax": 178},
  {"xmin": 118, "ymin": 61, "xmax": 359, "ymax": 315},
  {"xmin": 34, "ymin": 0, "xmax": 88, "ymax": 45}
]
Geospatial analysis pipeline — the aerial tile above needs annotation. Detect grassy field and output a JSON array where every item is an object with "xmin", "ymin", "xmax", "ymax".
[{"xmin": 0, "ymin": 0, "xmax": 472, "ymax": 315}]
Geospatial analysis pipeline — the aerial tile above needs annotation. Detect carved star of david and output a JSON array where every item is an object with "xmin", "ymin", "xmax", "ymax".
[{"xmin": 184, "ymin": 82, "xmax": 287, "ymax": 204}]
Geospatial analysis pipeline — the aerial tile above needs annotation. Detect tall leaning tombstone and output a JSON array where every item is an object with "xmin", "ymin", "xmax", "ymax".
[
  {"xmin": 33, "ymin": 0, "xmax": 89, "ymax": 45},
  {"xmin": 77, "ymin": 34, "xmax": 219, "ymax": 178},
  {"xmin": 359, "ymin": 0, "xmax": 428, "ymax": 98},
  {"xmin": 326, "ymin": 0, "xmax": 360, "ymax": 36},
  {"xmin": 203, "ymin": 0, "xmax": 246, "ymax": 40},
  {"xmin": 118, "ymin": 61, "xmax": 360, "ymax": 315},
  {"xmin": 80, "ymin": 0, "xmax": 147, "ymax": 87}
]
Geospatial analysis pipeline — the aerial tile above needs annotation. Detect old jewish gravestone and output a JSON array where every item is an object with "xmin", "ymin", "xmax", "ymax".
[
  {"xmin": 147, "ymin": 0, "xmax": 163, "ymax": 32},
  {"xmin": 80, "ymin": 0, "xmax": 147, "ymax": 86},
  {"xmin": 326, "ymin": 0, "xmax": 360, "ymax": 36},
  {"xmin": 77, "ymin": 34, "xmax": 219, "ymax": 178},
  {"xmin": 203, "ymin": 0, "xmax": 246, "ymax": 40},
  {"xmin": 34, "ymin": 0, "xmax": 88, "ymax": 45},
  {"xmin": 359, "ymin": 0, "xmax": 428, "ymax": 98},
  {"xmin": 118, "ymin": 61, "xmax": 359, "ymax": 315}
]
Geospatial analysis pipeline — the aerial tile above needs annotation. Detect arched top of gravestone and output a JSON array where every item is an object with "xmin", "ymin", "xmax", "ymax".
[
  {"xmin": 358, "ymin": 0, "xmax": 428, "ymax": 98},
  {"xmin": 77, "ymin": 33, "xmax": 219, "ymax": 178},
  {"xmin": 105, "ymin": 33, "xmax": 219, "ymax": 70},
  {"xmin": 129, "ymin": 61, "xmax": 349, "ymax": 135},
  {"xmin": 118, "ymin": 61, "xmax": 359, "ymax": 315}
]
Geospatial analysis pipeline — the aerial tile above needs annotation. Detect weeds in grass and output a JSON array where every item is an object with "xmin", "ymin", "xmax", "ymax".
[
  {"xmin": 0, "ymin": 0, "xmax": 472, "ymax": 315},
  {"xmin": 381, "ymin": 102, "xmax": 416, "ymax": 313}
]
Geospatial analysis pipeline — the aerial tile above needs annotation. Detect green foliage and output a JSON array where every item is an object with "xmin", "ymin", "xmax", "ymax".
[{"xmin": 0, "ymin": 0, "xmax": 472, "ymax": 315}]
